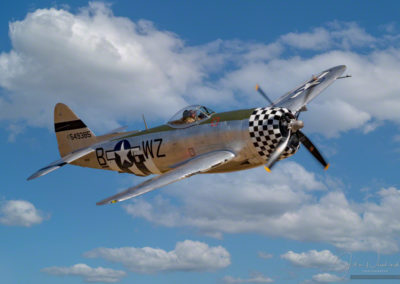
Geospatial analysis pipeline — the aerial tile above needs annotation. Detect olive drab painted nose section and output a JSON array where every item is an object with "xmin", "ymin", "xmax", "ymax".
[{"xmin": 248, "ymin": 107, "xmax": 299, "ymax": 162}]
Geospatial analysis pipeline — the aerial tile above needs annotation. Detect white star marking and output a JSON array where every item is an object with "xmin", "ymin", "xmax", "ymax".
[
  {"xmin": 290, "ymin": 71, "xmax": 330, "ymax": 99},
  {"xmin": 116, "ymin": 142, "xmax": 131, "ymax": 164}
]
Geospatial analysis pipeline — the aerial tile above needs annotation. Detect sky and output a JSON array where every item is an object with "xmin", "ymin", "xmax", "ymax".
[{"xmin": 1, "ymin": 1, "xmax": 400, "ymax": 283}]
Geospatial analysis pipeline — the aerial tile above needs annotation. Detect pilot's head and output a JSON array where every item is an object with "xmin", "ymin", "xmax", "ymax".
[{"xmin": 183, "ymin": 110, "xmax": 191, "ymax": 119}]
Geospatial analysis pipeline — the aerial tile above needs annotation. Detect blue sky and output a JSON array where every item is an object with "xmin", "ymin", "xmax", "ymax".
[{"xmin": 1, "ymin": 1, "xmax": 400, "ymax": 283}]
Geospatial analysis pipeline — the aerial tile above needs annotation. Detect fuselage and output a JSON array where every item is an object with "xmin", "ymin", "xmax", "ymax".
[{"xmin": 72, "ymin": 106, "xmax": 299, "ymax": 176}]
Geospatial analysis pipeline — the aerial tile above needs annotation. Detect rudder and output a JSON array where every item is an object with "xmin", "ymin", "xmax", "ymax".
[{"xmin": 54, "ymin": 103, "xmax": 96, "ymax": 157}]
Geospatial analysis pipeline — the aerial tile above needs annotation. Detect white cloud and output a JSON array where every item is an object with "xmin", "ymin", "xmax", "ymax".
[
  {"xmin": 123, "ymin": 162, "xmax": 400, "ymax": 253},
  {"xmin": 223, "ymin": 274, "xmax": 274, "ymax": 283},
  {"xmin": 280, "ymin": 28, "xmax": 332, "ymax": 50},
  {"xmin": 328, "ymin": 22, "xmax": 376, "ymax": 49},
  {"xmin": 0, "ymin": 3, "xmax": 212, "ymax": 130},
  {"xmin": 281, "ymin": 250, "xmax": 349, "ymax": 271},
  {"xmin": 124, "ymin": 162, "xmax": 324, "ymax": 234},
  {"xmin": 219, "ymin": 47, "xmax": 400, "ymax": 137},
  {"xmin": 0, "ymin": 4, "xmax": 400, "ymax": 138},
  {"xmin": 303, "ymin": 100, "xmax": 371, "ymax": 137},
  {"xmin": 6, "ymin": 123, "xmax": 25, "ymax": 142},
  {"xmin": 311, "ymin": 273, "xmax": 343, "ymax": 283},
  {"xmin": 0, "ymin": 200, "xmax": 46, "ymax": 227},
  {"xmin": 42, "ymin": 263, "xmax": 126, "ymax": 283},
  {"xmin": 362, "ymin": 120, "xmax": 383, "ymax": 134},
  {"xmin": 84, "ymin": 240, "xmax": 230, "ymax": 273},
  {"xmin": 280, "ymin": 22, "xmax": 375, "ymax": 51}
]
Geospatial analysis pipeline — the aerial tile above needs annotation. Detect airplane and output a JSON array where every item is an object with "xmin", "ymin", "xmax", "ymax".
[{"xmin": 28, "ymin": 65, "xmax": 348, "ymax": 205}]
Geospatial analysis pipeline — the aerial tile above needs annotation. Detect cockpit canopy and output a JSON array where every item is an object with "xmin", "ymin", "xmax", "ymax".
[{"xmin": 167, "ymin": 105, "xmax": 215, "ymax": 128}]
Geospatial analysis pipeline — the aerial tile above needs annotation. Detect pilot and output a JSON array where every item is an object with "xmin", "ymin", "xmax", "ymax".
[
  {"xmin": 182, "ymin": 110, "xmax": 196, "ymax": 123},
  {"xmin": 182, "ymin": 110, "xmax": 195, "ymax": 123}
]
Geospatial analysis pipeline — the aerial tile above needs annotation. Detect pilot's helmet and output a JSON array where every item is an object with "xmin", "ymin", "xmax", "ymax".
[{"xmin": 183, "ymin": 110, "xmax": 191, "ymax": 119}]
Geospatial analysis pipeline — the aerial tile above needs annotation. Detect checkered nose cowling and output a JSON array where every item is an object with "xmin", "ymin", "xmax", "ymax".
[{"xmin": 248, "ymin": 107, "xmax": 300, "ymax": 162}]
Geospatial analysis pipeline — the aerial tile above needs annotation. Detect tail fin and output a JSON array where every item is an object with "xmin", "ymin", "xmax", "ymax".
[{"xmin": 54, "ymin": 103, "xmax": 96, "ymax": 157}]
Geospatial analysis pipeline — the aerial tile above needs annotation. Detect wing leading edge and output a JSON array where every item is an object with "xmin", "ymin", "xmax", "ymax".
[
  {"xmin": 96, "ymin": 150, "xmax": 236, "ymax": 205},
  {"xmin": 273, "ymin": 65, "xmax": 346, "ymax": 113}
]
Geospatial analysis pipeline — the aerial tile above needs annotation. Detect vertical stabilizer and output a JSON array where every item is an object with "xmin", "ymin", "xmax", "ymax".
[{"xmin": 54, "ymin": 103, "xmax": 96, "ymax": 157}]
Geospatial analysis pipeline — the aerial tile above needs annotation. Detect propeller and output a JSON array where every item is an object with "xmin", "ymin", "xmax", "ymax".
[
  {"xmin": 255, "ymin": 84, "xmax": 274, "ymax": 106},
  {"xmin": 255, "ymin": 84, "xmax": 329, "ymax": 171},
  {"xmin": 264, "ymin": 129, "xmax": 291, "ymax": 172},
  {"xmin": 297, "ymin": 130, "xmax": 329, "ymax": 170}
]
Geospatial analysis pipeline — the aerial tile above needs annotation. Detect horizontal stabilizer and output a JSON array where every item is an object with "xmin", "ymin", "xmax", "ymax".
[
  {"xmin": 96, "ymin": 150, "xmax": 236, "ymax": 205},
  {"xmin": 27, "ymin": 147, "xmax": 94, "ymax": 180}
]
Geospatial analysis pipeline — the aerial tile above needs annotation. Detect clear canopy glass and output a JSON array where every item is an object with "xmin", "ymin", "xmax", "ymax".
[{"xmin": 167, "ymin": 105, "xmax": 215, "ymax": 128}]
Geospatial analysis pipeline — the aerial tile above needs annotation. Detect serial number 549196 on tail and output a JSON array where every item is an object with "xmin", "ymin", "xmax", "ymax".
[{"xmin": 28, "ymin": 65, "xmax": 349, "ymax": 205}]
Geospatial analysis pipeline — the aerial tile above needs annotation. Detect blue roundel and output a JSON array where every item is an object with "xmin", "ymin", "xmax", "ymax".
[{"xmin": 113, "ymin": 140, "xmax": 134, "ymax": 170}]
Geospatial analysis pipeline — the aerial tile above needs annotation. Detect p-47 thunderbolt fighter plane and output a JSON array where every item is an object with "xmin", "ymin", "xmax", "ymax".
[{"xmin": 28, "ymin": 65, "xmax": 347, "ymax": 205}]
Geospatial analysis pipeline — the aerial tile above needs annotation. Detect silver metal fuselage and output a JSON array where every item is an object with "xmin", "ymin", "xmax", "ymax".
[
  {"xmin": 143, "ymin": 119, "xmax": 261, "ymax": 173},
  {"xmin": 76, "ymin": 111, "xmax": 270, "ymax": 175}
]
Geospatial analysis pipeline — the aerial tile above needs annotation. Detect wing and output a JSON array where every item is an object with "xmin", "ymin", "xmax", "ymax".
[
  {"xmin": 273, "ymin": 65, "xmax": 346, "ymax": 113},
  {"xmin": 27, "ymin": 146, "xmax": 95, "ymax": 180},
  {"xmin": 96, "ymin": 150, "xmax": 236, "ymax": 205}
]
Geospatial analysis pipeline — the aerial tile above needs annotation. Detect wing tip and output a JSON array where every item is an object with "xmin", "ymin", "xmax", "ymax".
[
  {"xmin": 27, "ymin": 173, "xmax": 36, "ymax": 181},
  {"xmin": 26, "ymin": 165, "xmax": 59, "ymax": 181},
  {"xmin": 27, "ymin": 171, "xmax": 45, "ymax": 181}
]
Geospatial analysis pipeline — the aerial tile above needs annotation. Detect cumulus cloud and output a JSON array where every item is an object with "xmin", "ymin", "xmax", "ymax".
[
  {"xmin": 42, "ymin": 263, "xmax": 126, "ymax": 283},
  {"xmin": 280, "ymin": 22, "xmax": 375, "ymax": 50},
  {"xmin": 280, "ymin": 28, "xmax": 332, "ymax": 50},
  {"xmin": 303, "ymin": 100, "xmax": 371, "ymax": 137},
  {"xmin": 0, "ymin": 200, "xmax": 46, "ymax": 227},
  {"xmin": 123, "ymin": 161, "xmax": 400, "ymax": 253},
  {"xmin": 0, "ymin": 3, "xmax": 213, "ymax": 130},
  {"xmin": 0, "ymin": 4, "xmax": 400, "ymax": 138},
  {"xmin": 223, "ymin": 273, "xmax": 274, "ymax": 283},
  {"xmin": 84, "ymin": 240, "xmax": 230, "ymax": 273},
  {"xmin": 311, "ymin": 273, "xmax": 343, "ymax": 283},
  {"xmin": 124, "ymin": 162, "xmax": 324, "ymax": 236},
  {"xmin": 219, "ymin": 47, "xmax": 400, "ymax": 137},
  {"xmin": 281, "ymin": 250, "xmax": 349, "ymax": 271}
]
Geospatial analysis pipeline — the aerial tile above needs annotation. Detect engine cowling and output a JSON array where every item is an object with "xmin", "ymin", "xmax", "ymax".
[{"xmin": 248, "ymin": 107, "xmax": 300, "ymax": 162}]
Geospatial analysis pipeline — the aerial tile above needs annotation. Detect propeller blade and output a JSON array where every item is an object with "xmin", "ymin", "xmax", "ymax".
[
  {"xmin": 298, "ymin": 131, "xmax": 329, "ymax": 170},
  {"xmin": 265, "ymin": 131, "xmax": 291, "ymax": 171},
  {"xmin": 255, "ymin": 84, "xmax": 274, "ymax": 106}
]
